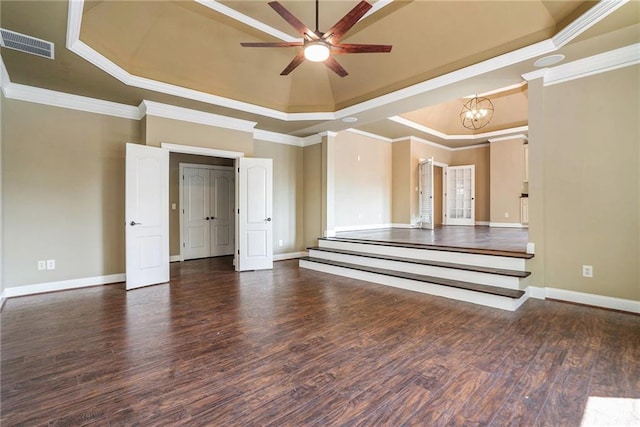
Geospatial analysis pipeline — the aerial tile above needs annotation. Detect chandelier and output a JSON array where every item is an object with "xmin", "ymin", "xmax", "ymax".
[{"xmin": 460, "ymin": 96, "xmax": 494, "ymax": 130}]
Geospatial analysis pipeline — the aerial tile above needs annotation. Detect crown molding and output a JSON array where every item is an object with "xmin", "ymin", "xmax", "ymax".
[
  {"xmin": 3, "ymin": 81, "xmax": 140, "ymax": 119},
  {"xmin": 254, "ymin": 129, "xmax": 304, "ymax": 147},
  {"xmin": 451, "ymin": 142, "xmax": 490, "ymax": 151},
  {"xmin": 65, "ymin": 0, "xmax": 621, "ymax": 123},
  {"xmin": 489, "ymin": 134, "xmax": 528, "ymax": 143},
  {"xmin": 140, "ymin": 100, "xmax": 257, "ymax": 133},
  {"xmin": 389, "ymin": 116, "xmax": 529, "ymax": 142},
  {"xmin": 194, "ymin": 0, "xmax": 299, "ymax": 43},
  {"xmin": 551, "ymin": 0, "xmax": 628, "ymax": 49},
  {"xmin": 319, "ymin": 131, "xmax": 339, "ymax": 138},
  {"xmin": 391, "ymin": 136, "xmax": 452, "ymax": 152},
  {"xmin": 193, "ymin": 0, "xmax": 394, "ymax": 44},
  {"xmin": 302, "ymin": 134, "xmax": 323, "ymax": 147},
  {"xmin": 521, "ymin": 68, "xmax": 548, "ymax": 82},
  {"xmin": 544, "ymin": 43, "xmax": 640, "ymax": 86},
  {"xmin": 345, "ymin": 128, "xmax": 393, "ymax": 143}
]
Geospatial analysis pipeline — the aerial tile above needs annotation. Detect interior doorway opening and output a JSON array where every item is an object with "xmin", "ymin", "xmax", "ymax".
[
  {"xmin": 174, "ymin": 155, "xmax": 235, "ymax": 262},
  {"xmin": 163, "ymin": 144, "xmax": 244, "ymax": 269}
]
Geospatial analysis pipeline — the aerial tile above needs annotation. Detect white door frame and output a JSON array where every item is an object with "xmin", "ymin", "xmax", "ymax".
[
  {"xmin": 444, "ymin": 164, "xmax": 476, "ymax": 226},
  {"xmin": 161, "ymin": 143, "xmax": 244, "ymax": 264},
  {"xmin": 178, "ymin": 163, "xmax": 234, "ymax": 262}
]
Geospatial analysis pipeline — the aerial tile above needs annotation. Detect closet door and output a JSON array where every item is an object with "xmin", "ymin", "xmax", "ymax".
[
  {"xmin": 183, "ymin": 167, "xmax": 211, "ymax": 260},
  {"xmin": 210, "ymin": 170, "xmax": 235, "ymax": 256}
]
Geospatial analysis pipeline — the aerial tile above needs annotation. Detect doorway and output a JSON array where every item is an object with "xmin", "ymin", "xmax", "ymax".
[
  {"xmin": 180, "ymin": 163, "xmax": 235, "ymax": 261},
  {"xmin": 169, "ymin": 152, "xmax": 234, "ymax": 263}
]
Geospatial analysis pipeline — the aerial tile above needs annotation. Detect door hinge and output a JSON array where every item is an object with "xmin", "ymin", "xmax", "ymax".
[
  {"xmin": 237, "ymin": 168, "xmax": 240, "ymax": 173},
  {"xmin": 182, "ymin": 209, "xmax": 184, "ymax": 214},
  {"xmin": 183, "ymin": 242, "xmax": 185, "ymax": 248},
  {"xmin": 237, "ymin": 250, "xmax": 240, "ymax": 255},
  {"xmin": 237, "ymin": 209, "xmax": 240, "ymax": 214},
  {"xmin": 182, "ymin": 175, "xmax": 184, "ymax": 180}
]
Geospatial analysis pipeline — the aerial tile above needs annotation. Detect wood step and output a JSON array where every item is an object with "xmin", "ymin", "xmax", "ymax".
[
  {"xmin": 308, "ymin": 246, "xmax": 530, "ymax": 278},
  {"xmin": 300, "ymin": 257, "xmax": 526, "ymax": 299},
  {"xmin": 319, "ymin": 237, "xmax": 534, "ymax": 259}
]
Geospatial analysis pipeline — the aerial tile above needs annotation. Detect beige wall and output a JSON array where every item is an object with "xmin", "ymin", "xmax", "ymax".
[
  {"xmin": 3, "ymin": 99, "xmax": 141, "ymax": 287},
  {"xmin": 144, "ymin": 116, "xmax": 254, "ymax": 156},
  {"xmin": 489, "ymin": 138, "xmax": 524, "ymax": 224},
  {"xmin": 303, "ymin": 143, "xmax": 323, "ymax": 248},
  {"xmin": 334, "ymin": 132, "xmax": 392, "ymax": 227},
  {"xmin": 529, "ymin": 65, "xmax": 639, "ymax": 301},
  {"xmin": 391, "ymin": 140, "xmax": 412, "ymax": 224},
  {"xmin": 451, "ymin": 146, "xmax": 490, "ymax": 223},
  {"xmin": 254, "ymin": 140, "xmax": 304, "ymax": 254},
  {"xmin": 169, "ymin": 153, "xmax": 234, "ymax": 257}
]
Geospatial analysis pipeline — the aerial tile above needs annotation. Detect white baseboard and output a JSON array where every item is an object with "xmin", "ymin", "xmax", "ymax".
[
  {"xmin": 526, "ymin": 286, "xmax": 639, "ymax": 314},
  {"xmin": 475, "ymin": 221, "xmax": 490, "ymax": 226},
  {"xmin": 489, "ymin": 222, "xmax": 527, "ymax": 228},
  {"xmin": 390, "ymin": 223, "xmax": 418, "ymax": 229},
  {"xmin": 273, "ymin": 251, "xmax": 308, "ymax": 261},
  {"xmin": 4, "ymin": 273, "xmax": 126, "ymax": 298},
  {"xmin": 170, "ymin": 255, "xmax": 181, "ymax": 262},
  {"xmin": 334, "ymin": 223, "xmax": 393, "ymax": 232},
  {"xmin": 527, "ymin": 286, "xmax": 546, "ymax": 300}
]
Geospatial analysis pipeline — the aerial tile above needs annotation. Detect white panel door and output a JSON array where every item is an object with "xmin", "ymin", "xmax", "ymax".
[
  {"xmin": 183, "ymin": 167, "xmax": 210, "ymax": 260},
  {"xmin": 445, "ymin": 165, "xmax": 475, "ymax": 226},
  {"xmin": 419, "ymin": 159, "xmax": 434, "ymax": 230},
  {"xmin": 125, "ymin": 143, "xmax": 169, "ymax": 290},
  {"xmin": 210, "ymin": 170, "xmax": 235, "ymax": 256},
  {"xmin": 237, "ymin": 158, "xmax": 273, "ymax": 271}
]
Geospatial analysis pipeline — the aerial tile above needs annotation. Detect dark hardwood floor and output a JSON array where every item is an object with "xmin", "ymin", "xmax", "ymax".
[
  {"xmin": 2, "ymin": 257, "xmax": 639, "ymax": 426},
  {"xmin": 336, "ymin": 226, "xmax": 529, "ymax": 253}
]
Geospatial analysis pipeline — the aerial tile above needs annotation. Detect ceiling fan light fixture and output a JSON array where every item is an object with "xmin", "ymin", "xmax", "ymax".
[{"xmin": 304, "ymin": 41, "xmax": 330, "ymax": 62}]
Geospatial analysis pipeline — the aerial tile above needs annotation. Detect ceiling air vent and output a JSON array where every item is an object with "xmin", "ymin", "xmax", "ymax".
[{"xmin": 0, "ymin": 28, "xmax": 54, "ymax": 60}]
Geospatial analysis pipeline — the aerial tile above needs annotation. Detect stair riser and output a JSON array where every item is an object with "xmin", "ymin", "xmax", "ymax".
[
  {"xmin": 300, "ymin": 260, "xmax": 529, "ymax": 312},
  {"xmin": 308, "ymin": 249, "xmax": 522, "ymax": 290},
  {"xmin": 318, "ymin": 240, "xmax": 526, "ymax": 271}
]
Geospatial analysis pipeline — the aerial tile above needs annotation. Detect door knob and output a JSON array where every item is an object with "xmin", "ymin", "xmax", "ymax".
[
  {"xmin": 130, "ymin": 221, "xmax": 142, "ymax": 226},
  {"xmin": 206, "ymin": 217, "xmax": 210, "ymax": 220},
  {"xmin": 265, "ymin": 217, "xmax": 272, "ymax": 222}
]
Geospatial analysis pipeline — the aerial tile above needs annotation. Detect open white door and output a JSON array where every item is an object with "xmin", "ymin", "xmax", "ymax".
[
  {"xmin": 125, "ymin": 143, "xmax": 169, "ymax": 290},
  {"xmin": 236, "ymin": 158, "xmax": 273, "ymax": 271},
  {"xmin": 419, "ymin": 158, "xmax": 434, "ymax": 230}
]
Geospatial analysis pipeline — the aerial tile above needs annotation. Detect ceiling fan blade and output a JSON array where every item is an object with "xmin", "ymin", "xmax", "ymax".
[
  {"xmin": 333, "ymin": 43, "xmax": 392, "ymax": 54},
  {"xmin": 241, "ymin": 42, "xmax": 303, "ymax": 48},
  {"xmin": 268, "ymin": 1, "xmax": 319, "ymax": 40},
  {"xmin": 324, "ymin": 57, "xmax": 348, "ymax": 77},
  {"xmin": 323, "ymin": 1, "xmax": 372, "ymax": 43},
  {"xmin": 281, "ymin": 51, "xmax": 306, "ymax": 76}
]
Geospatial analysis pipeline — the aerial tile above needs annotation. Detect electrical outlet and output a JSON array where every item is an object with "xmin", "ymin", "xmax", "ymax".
[
  {"xmin": 46, "ymin": 259, "xmax": 56, "ymax": 270},
  {"xmin": 504, "ymin": 212, "xmax": 510, "ymax": 218},
  {"xmin": 37, "ymin": 260, "xmax": 46, "ymax": 271},
  {"xmin": 171, "ymin": 203, "xmax": 177, "ymax": 210},
  {"xmin": 278, "ymin": 239, "xmax": 283, "ymax": 247},
  {"xmin": 582, "ymin": 265, "xmax": 593, "ymax": 278}
]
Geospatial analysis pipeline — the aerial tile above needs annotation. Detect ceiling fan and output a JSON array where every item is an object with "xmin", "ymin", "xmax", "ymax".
[{"xmin": 241, "ymin": 0, "xmax": 392, "ymax": 77}]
